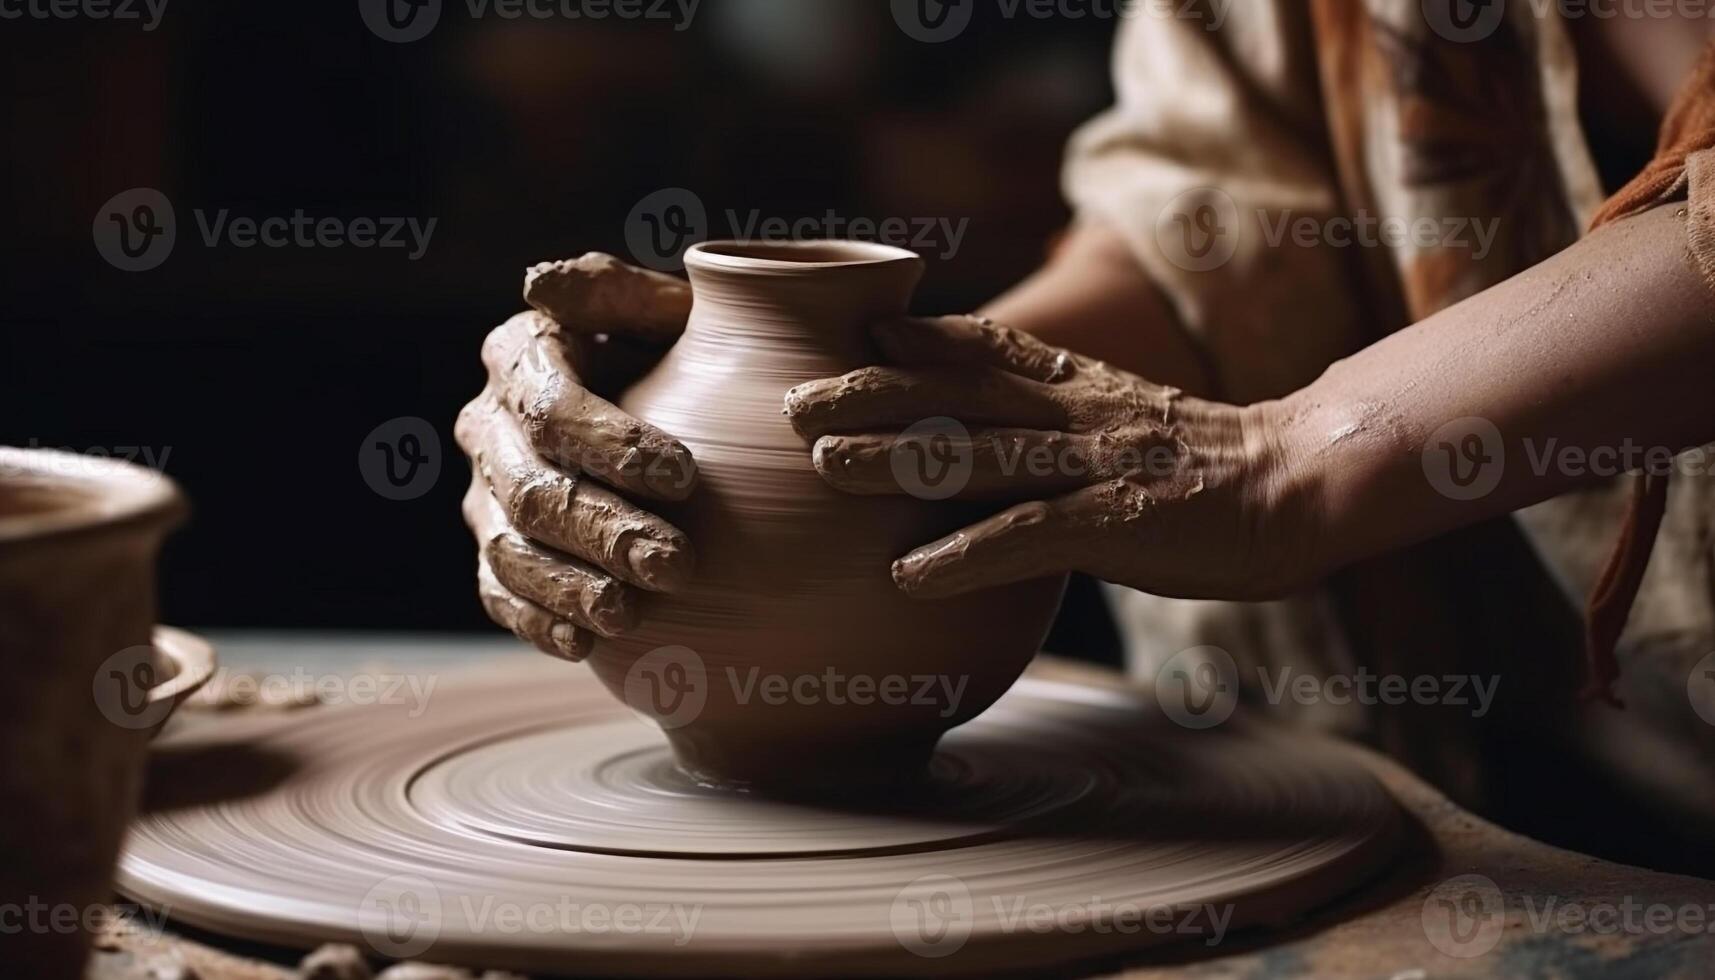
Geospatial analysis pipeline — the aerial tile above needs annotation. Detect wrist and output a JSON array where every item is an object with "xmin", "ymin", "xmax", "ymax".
[{"xmin": 1238, "ymin": 394, "xmax": 1335, "ymax": 591}]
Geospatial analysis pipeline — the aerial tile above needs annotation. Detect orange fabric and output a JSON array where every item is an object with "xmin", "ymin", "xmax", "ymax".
[{"xmin": 1581, "ymin": 44, "xmax": 1715, "ymax": 707}]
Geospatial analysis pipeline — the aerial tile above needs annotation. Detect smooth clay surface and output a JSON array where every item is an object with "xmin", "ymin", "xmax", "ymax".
[
  {"xmin": 118, "ymin": 658, "xmax": 1401, "ymax": 978},
  {"xmin": 604, "ymin": 241, "xmax": 1068, "ymax": 786}
]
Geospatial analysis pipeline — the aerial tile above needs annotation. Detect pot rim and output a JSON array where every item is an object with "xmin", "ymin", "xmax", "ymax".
[
  {"xmin": 686, "ymin": 239, "xmax": 922, "ymax": 273},
  {"xmin": 0, "ymin": 447, "xmax": 186, "ymax": 548}
]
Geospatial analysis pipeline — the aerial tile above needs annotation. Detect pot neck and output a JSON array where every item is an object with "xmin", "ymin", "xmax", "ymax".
[{"xmin": 681, "ymin": 242, "xmax": 925, "ymax": 363}]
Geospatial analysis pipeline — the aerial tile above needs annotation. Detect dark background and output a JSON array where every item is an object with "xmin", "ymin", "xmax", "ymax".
[{"xmin": 0, "ymin": 0, "xmax": 1121, "ymax": 657}]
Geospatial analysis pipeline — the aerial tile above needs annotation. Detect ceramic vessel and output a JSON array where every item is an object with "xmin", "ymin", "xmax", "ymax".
[
  {"xmin": 0, "ymin": 448, "xmax": 186, "ymax": 980},
  {"xmin": 599, "ymin": 241, "xmax": 1067, "ymax": 787}
]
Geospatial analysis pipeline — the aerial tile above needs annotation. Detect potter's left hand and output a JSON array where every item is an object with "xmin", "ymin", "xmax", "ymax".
[{"xmin": 785, "ymin": 316, "xmax": 1323, "ymax": 600}]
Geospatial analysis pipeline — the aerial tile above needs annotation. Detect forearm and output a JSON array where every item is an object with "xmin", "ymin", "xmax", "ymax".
[
  {"xmin": 1280, "ymin": 204, "xmax": 1715, "ymax": 573},
  {"xmin": 979, "ymin": 222, "xmax": 1218, "ymax": 396}
]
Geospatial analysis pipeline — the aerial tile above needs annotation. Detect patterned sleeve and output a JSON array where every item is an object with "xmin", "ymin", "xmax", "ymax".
[{"xmin": 1061, "ymin": 1, "xmax": 1364, "ymax": 402}]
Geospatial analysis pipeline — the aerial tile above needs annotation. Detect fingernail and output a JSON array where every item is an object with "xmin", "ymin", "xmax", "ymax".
[
  {"xmin": 551, "ymin": 622, "xmax": 589, "ymax": 661},
  {"xmin": 892, "ymin": 555, "xmax": 925, "ymax": 595},
  {"xmin": 628, "ymin": 537, "xmax": 692, "ymax": 593}
]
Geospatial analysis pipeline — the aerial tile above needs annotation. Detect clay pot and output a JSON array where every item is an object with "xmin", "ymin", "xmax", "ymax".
[
  {"xmin": 595, "ymin": 241, "xmax": 1067, "ymax": 787},
  {"xmin": 0, "ymin": 448, "xmax": 186, "ymax": 980}
]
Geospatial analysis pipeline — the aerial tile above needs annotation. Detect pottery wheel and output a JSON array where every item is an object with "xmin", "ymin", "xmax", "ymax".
[{"xmin": 119, "ymin": 660, "xmax": 1401, "ymax": 977}]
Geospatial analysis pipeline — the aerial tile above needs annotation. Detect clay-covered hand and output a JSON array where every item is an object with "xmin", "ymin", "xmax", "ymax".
[
  {"xmin": 785, "ymin": 315, "xmax": 1320, "ymax": 601},
  {"xmin": 456, "ymin": 255, "xmax": 698, "ymax": 661}
]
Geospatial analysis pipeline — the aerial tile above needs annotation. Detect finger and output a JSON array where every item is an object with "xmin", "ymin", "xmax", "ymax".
[
  {"xmin": 524, "ymin": 252, "xmax": 691, "ymax": 344},
  {"xmin": 465, "ymin": 478, "xmax": 593, "ymax": 661},
  {"xmin": 890, "ymin": 484, "xmax": 1124, "ymax": 598},
  {"xmin": 477, "ymin": 559, "xmax": 593, "ymax": 662},
  {"xmin": 485, "ymin": 527, "xmax": 639, "ymax": 639},
  {"xmin": 458, "ymin": 398, "xmax": 696, "ymax": 593},
  {"xmin": 783, "ymin": 366, "xmax": 1068, "ymax": 441},
  {"xmin": 873, "ymin": 315, "xmax": 1090, "ymax": 384},
  {"xmin": 483, "ymin": 312, "xmax": 697, "ymax": 501},
  {"xmin": 470, "ymin": 490, "xmax": 639, "ymax": 637},
  {"xmin": 811, "ymin": 428, "xmax": 1104, "ymax": 500}
]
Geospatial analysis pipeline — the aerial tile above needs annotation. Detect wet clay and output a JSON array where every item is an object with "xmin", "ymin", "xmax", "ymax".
[
  {"xmin": 602, "ymin": 241, "xmax": 1068, "ymax": 786},
  {"xmin": 117, "ymin": 657, "xmax": 1401, "ymax": 978}
]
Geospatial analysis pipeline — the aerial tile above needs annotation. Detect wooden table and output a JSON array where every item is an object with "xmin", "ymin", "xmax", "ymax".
[{"xmin": 93, "ymin": 633, "xmax": 1715, "ymax": 979}]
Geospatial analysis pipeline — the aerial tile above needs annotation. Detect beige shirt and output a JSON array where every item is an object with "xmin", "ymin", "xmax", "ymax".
[{"xmin": 1063, "ymin": 1, "xmax": 1715, "ymax": 823}]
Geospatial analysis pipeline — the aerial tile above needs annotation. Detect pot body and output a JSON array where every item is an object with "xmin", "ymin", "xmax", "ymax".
[
  {"xmin": 598, "ymin": 241, "xmax": 1067, "ymax": 787},
  {"xmin": 0, "ymin": 449, "xmax": 185, "ymax": 980}
]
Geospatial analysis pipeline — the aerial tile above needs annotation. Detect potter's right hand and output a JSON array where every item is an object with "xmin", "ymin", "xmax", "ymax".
[{"xmin": 456, "ymin": 254, "xmax": 698, "ymax": 661}]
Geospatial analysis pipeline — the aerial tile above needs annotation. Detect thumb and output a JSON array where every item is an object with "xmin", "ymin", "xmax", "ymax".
[
  {"xmin": 525, "ymin": 253, "xmax": 691, "ymax": 344},
  {"xmin": 874, "ymin": 315, "xmax": 1083, "ymax": 384}
]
